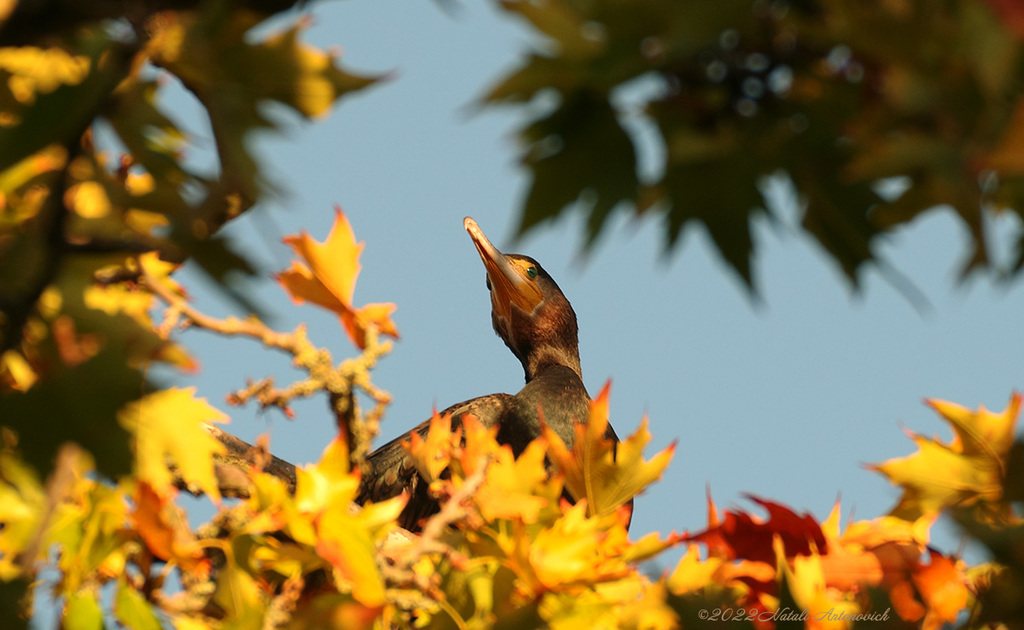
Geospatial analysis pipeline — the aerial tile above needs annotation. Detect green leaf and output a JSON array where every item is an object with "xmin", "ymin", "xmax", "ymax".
[
  {"xmin": 0, "ymin": 35, "xmax": 129, "ymax": 174},
  {"xmin": 0, "ymin": 348, "xmax": 141, "ymax": 478},
  {"xmin": 150, "ymin": 8, "xmax": 380, "ymax": 203},
  {"xmin": 517, "ymin": 93, "xmax": 638, "ymax": 244},
  {"xmin": 64, "ymin": 591, "xmax": 106, "ymax": 630},
  {"xmin": 114, "ymin": 580, "xmax": 162, "ymax": 630},
  {"xmin": 0, "ymin": 578, "xmax": 29, "ymax": 630}
]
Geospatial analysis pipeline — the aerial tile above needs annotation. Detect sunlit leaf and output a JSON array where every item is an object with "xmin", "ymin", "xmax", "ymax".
[
  {"xmin": 114, "ymin": 578, "xmax": 161, "ymax": 630},
  {"xmin": 131, "ymin": 482, "xmax": 208, "ymax": 575},
  {"xmin": 118, "ymin": 387, "xmax": 228, "ymax": 501},
  {"xmin": 544, "ymin": 382, "xmax": 674, "ymax": 518},
  {"xmin": 64, "ymin": 591, "xmax": 104, "ymax": 630},
  {"xmin": 869, "ymin": 393, "xmax": 1020, "ymax": 521},
  {"xmin": 277, "ymin": 207, "xmax": 398, "ymax": 349},
  {"xmin": 402, "ymin": 409, "xmax": 456, "ymax": 483}
]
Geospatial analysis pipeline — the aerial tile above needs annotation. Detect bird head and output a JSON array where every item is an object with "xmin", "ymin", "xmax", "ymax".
[{"xmin": 464, "ymin": 217, "xmax": 581, "ymax": 381}]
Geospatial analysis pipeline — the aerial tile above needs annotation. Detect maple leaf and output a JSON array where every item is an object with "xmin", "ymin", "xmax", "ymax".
[
  {"xmin": 516, "ymin": 501, "xmax": 632, "ymax": 593},
  {"xmin": 684, "ymin": 495, "xmax": 828, "ymax": 566},
  {"xmin": 0, "ymin": 449, "xmax": 46, "ymax": 580},
  {"xmin": 472, "ymin": 437, "xmax": 559, "ymax": 524},
  {"xmin": 456, "ymin": 414, "xmax": 502, "ymax": 478},
  {"xmin": 402, "ymin": 409, "xmax": 457, "ymax": 483},
  {"xmin": 131, "ymin": 482, "xmax": 208, "ymax": 576},
  {"xmin": 47, "ymin": 471, "xmax": 132, "ymax": 593},
  {"xmin": 291, "ymin": 436, "xmax": 402, "ymax": 606},
  {"xmin": 117, "ymin": 387, "xmax": 228, "ymax": 502},
  {"xmin": 294, "ymin": 436, "xmax": 359, "ymax": 517},
  {"xmin": 775, "ymin": 536, "xmax": 861, "ymax": 630},
  {"xmin": 816, "ymin": 500, "xmax": 970, "ymax": 628},
  {"xmin": 277, "ymin": 207, "xmax": 399, "ymax": 349},
  {"xmin": 543, "ymin": 382, "xmax": 674, "ymax": 518},
  {"xmin": 869, "ymin": 392, "xmax": 1021, "ymax": 521}
]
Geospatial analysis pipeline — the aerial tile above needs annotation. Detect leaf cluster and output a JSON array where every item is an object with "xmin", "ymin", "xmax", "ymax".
[
  {"xmin": 1, "ymin": 2, "xmax": 1023, "ymax": 630},
  {"xmin": 486, "ymin": 0, "xmax": 1024, "ymax": 289}
]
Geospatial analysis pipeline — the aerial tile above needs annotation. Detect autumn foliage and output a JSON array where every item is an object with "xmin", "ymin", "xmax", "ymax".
[{"xmin": 2, "ymin": 1, "xmax": 1024, "ymax": 630}]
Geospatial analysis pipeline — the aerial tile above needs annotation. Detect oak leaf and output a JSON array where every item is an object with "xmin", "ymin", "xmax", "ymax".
[{"xmin": 277, "ymin": 207, "xmax": 399, "ymax": 349}]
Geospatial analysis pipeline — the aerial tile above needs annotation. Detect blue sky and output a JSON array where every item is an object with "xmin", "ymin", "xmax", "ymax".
[{"xmin": 162, "ymin": 0, "xmax": 1024, "ymax": 566}]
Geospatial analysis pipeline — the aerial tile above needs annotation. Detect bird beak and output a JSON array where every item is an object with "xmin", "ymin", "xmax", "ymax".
[{"xmin": 464, "ymin": 217, "xmax": 544, "ymax": 321}]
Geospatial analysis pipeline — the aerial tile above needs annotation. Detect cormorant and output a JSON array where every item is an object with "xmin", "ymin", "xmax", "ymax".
[{"xmin": 355, "ymin": 217, "xmax": 620, "ymax": 530}]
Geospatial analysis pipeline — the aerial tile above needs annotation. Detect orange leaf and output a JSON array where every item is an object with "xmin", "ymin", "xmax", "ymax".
[
  {"xmin": 473, "ymin": 438, "xmax": 555, "ymax": 524},
  {"xmin": 131, "ymin": 482, "xmax": 209, "ymax": 577},
  {"xmin": 402, "ymin": 410, "xmax": 457, "ymax": 483},
  {"xmin": 457, "ymin": 414, "xmax": 501, "ymax": 478},
  {"xmin": 277, "ymin": 207, "xmax": 398, "ymax": 349},
  {"xmin": 913, "ymin": 550, "xmax": 968, "ymax": 630},
  {"xmin": 544, "ymin": 382, "xmax": 674, "ymax": 518}
]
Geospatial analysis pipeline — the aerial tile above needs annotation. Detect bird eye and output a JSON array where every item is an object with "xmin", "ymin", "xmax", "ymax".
[{"xmin": 526, "ymin": 266, "xmax": 537, "ymax": 279}]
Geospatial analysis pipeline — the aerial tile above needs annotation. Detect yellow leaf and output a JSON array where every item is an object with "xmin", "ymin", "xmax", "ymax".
[
  {"xmin": 666, "ymin": 544, "xmax": 725, "ymax": 595},
  {"xmin": 522, "ymin": 502, "xmax": 630, "ymax": 591},
  {"xmin": 544, "ymin": 382, "xmax": 674, "ymax": 518},
  {"xmin": 118, "ymin": 387, "xmax": 227, "ymax": 501},
  {"xmin": 316, "ymin": 508, "xmax": 387, "ymax": 606},
  {"xmin": 65, "ymin": 180, "xmax": 111, "ymax": 218},
  {"xmin": 0, "ymin": 448, "xmax": 45, "ymax": 580},
  {"xmin": 1, "ymin": 349, "xmax": 37, "ymax": 390},
  {"xmin": 277, "ymin": 207, "xmax": 398, "ymax": 349},
  {"xmin": 928, "ymin": 393, "xmax": 1020, "ymax": 461},
  {"xmin": 294, "ymin": 436, "xmax": 359, "ymax": 516},
  {"xmin": 0, "ymin": 47, "xmax": 90, "ymax": 103},
  {"xmin": 776, "ymin": 537, "xmax": 860, "ymax": 630},
  {"xmin": 473, "ymin": 437, "xmax": 556, "ymax": 524},
  {"xmin": 869, "ymin": 393, "xmax": 1021, "ymax": 520},
  {"xmin": 457, "ymin": 414, "xmax": 501, "ymax": 478}
]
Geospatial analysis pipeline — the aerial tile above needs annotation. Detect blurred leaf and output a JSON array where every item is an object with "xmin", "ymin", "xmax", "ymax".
[
  {"xmin": 0, "ymin": 447, "xmax": 45, "ymax": 580},
  {"xmin": 118, "ymin": 387, "xmax": 228, "ymax": 501},
  {"xmin": 0, "ymin": 348, "xmax": 140, "ymax": 477},
  {"xmin": 0, "ymin": 38, "xmax": 128, "ymax": 173},
  {"xmin": 114, "ymin": 577, "xmax": 162, "ymax": 630},
  {"xmin": 48, "ymin": 470, "xmax": 130, "ymax": 594},
  {"xmin": 131, "ymin": 482, "xmax": 209, "ymax": 575},
  {"xmin": 516, "ymin": 93, "xmax": 638, "ymax": 244},
  {"xmin": 402, "ymin": 409, "xmax": 456, "ymax": 483},
  {"xmin": 148, "ymin": 9, "xmax": 379, "ymax": 203},
  {"xmin": 488, "ymin": 0, "xmax": 1024, "ymax": 290},
  {"xmin": 64, "ymin": 591, "xmax": 105, "ymax": 630},
  {"xmin": 471, "ymin": 433, "xmax": 556, "ymax": 524},
  {"xmin": 684, "ymin": 495, "xmax": 827, "ymax": 566}
]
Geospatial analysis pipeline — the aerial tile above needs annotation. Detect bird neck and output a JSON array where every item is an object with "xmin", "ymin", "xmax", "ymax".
[{"xmin": 522, "ymin": 345, "xmax": 582, "ymax": 383}]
